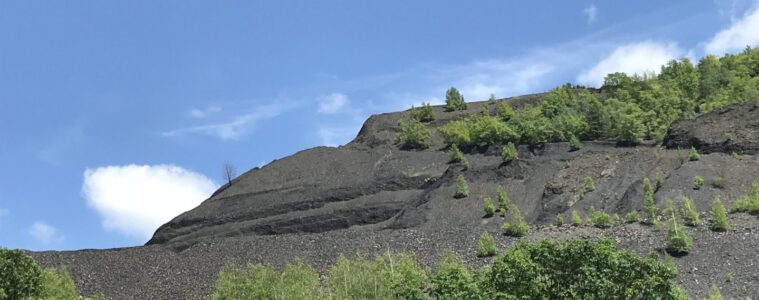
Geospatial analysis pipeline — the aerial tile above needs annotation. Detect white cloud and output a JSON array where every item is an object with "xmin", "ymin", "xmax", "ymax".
[
  {"xmin": 188, "ymin": 106, "xmax": 221, "ymax": 118},
  {"xmin": 164, "ymin": 102, "xmax": 288, "ymax": 140},
  {"xmin": 705, "ymin": 3, "xmax": 759, "ymax": 54},
  {"xmin": 318, "ymin": 93, "xmax": 348, "ymax": 114},
  {"xmin": 29, "ymin": 222, "xmax": 62, "ymax": 244},
  {"xmin": 583, "ymin": 4, "xmax": 598, "ymax": 24},
  {"xmin": 577, "ymin": 41, "xmax": 682, "ymax": 87},
  {"xmin": 82, "ymin": 164, "xmax": 218, "ymax": 241}
]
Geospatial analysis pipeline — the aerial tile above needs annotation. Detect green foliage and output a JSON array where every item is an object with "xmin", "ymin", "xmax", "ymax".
[
  {"xmin": 689, "ymin": 147, "xmax": 701, "ymax": 161},
  {"xmin": 666, "ymin": 215, "xmax": 693, "ymax": 255},
  {"xmin": 485, "ymin": 239, "xmax": 686, "ymax": 299},
  {"xmin": 454, "ymin": 175, "xmax": 469, "ymax": 199},
  {"xmin": 497, "ymin": 101, "xmax": 514, "ymax": 121},
  {"xmin": 0, "ymin": 248, "xmax": 42, "ymax": 300},
  {"xmin": 432, "ymin": 48, "xmax": 759, "ymax": 150},
  {"xmin": 571, "ymin": 210, "xmax": 583, "ymax": 226},
  {"xmin": 379, "ymin": 253, "xmax": 429, "ymax": 300},
  {"xmin": 724, "ymin": 272, "xmax": 733, "ymax": 282},
  {"xmin": 430, "ymin": 256, "xmax": 481, "ymax": 300},
  {"xmin": 448, "ymin": 146, "xmax": 468, "ymax": 168},
  {"xmin": 496, "ymin": 186, "xmax": 510, "ymax": 211},
  {"xmin": 569, "ymin": 135, "xmax": 582, "ymax": 151},
  {"xmin": 212, "ymin": 260, "xmax": 319, "ymax": 300},
  {"xmin": 410, "ymin": 102, "xmax": 435, "ymax": 122},
  {"xmin": 555, "ymin": 213, "xmax": 564, "ymax": 226},
  {"xmin": 502, "ymin": 205, "xmax": 528, "ymax": 237},
  {"xmin": 477, "ymin": 232, "xmax": 497, "ymax": 257},
  {"xmin": 643, "ymin": 177, "xmax": 657, "ymax": 221},
  {"xmin": 396, "ymin": 118, "xmax": 431, "ymax": 149},
  {"xmin": 656, "ymin": 175, "xmax": 665, "ymax": 190},
  {"xmin": 583, "ymin": 176, "xmax": 595, "ymax": 192},
  {"xmin": 733, "ymin": 180, "xmax": 759, "ymax": 214},
  {"xmin": 588, "ymin": 208, "xmax": 612, "ymax": 228},
  {"xmin": 326, "ymin": 255, "xmax": 388, "ymax": 300},
  {"xmin": 680, "ymin": 196, "xmax": 700, "ymax": 226},
  {"xmin": 707, "ymin": 285, "xmax": 724, "ymax": 300},
  {"xmin": 501, "ymin": 142, "xmax": 518, "ymax": 162},
  {"xmin": 38, "ymin": 266, "xmax": 80, "ymax": 300},
  {"xmin": 694, "ymin": 176, "xmax": 704, "ymax": 189},
  {"xmin": 483, "ymin": 197, "xmax": 495, "ymax": 217},
  {"xmin": 444, "ymin": 87, "xmax": 467, "ymax": 111},
  {"xmin": 712, "ymin": 176, "xmax": 725, "ymax": 189},
  {"xmin": 439, "ymin": 119, "xmax": 472, "ymax": 146},
  {"xmin": 712, "ymin": 197, "xmax": 729, "ymax": 231},
  {"xmin": 625, "ymin": 211, "xmax": 640, "ymax": 223}
]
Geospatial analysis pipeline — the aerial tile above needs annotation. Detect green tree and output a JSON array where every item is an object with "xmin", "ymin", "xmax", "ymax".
[
  {"xmin": 485, "ymin": 239, "xmax": 686, "ymax": 299},
  {"xmin": 680, "ymin": 196, "xmax": 700, "ymax": 226},
  {"xmin": 396, "ymin": 119, "xmax": 431, "ymax": 149},
  {"xmin": 430, "ymin": 256, "xmax": 481, "ymax": 300},
  {"xmin": 0, "ymin": 248, "xmax": 43, "ymax": 300},
  {"xmin": 501, "ymin": 142, "xmax": 518, "ymax": 162},
  {"xmin": 454, "ymin": 175, "xmax": 469, "ymax": 199},
  {"xmin": 410, "ymin": 102, "xmax": 435, "ymax": 122},
  {"xmin": 497, "ymin": 101, "xmax": 515, "ymax": 121},
  {"xmin": 694, "ymin": 176, "xmax": 704, "ymax": 189},
  {"xmin": 569, "ymin": 135, "xmax": 582, "ymax": 151},
  {"xmin": 689, "ymin": 147, "xmax": 700, "ymax": 161},
  {"xmin": 583, "ymin": 176, "xmax": 595, "ymax": 192},
  {"xmin": 555, "ymin": 213, "xmax": 564, "ymax": 226},
  {"xmin": 625, "ymin": 211, "xmax": 640, "ymax": 223},
  {"xmin": 496, "ymin": 186, "xmax": 511, "ymax": 211},
  {"xmin": 445, "ymin": 87, "xmax": 467, "ymax": 111},
  {"xmin": 571, "ymin": 210, "xmax": 583, "ymax": 226},
  {"xmin": 711, "ymin": 197, "xmax": 729, "ymax": 231},
  {"xmin": 483, "ymin": 197, "xmax": 495, "ymax": 217},
  {"xmin": 588, "ymin": 208, "xmax": 612, "ymax": 228},
  {"xmin": 477, "ymin": 232, "xmax": 497, "ymax": 257},
  {"xmin": 666, "ymin": 214, "xmax": 692, "ymax": 255},
  {"xmin": 502, "ymin": 205, "xmax": 528, "ymax": 237},
  {"xmin": 448, "ymin": 146, "xmax": 468, "ymax": 168},
  {"xmin": 643, "ymin": 177, "xmax": 657, "ymax": 222}
]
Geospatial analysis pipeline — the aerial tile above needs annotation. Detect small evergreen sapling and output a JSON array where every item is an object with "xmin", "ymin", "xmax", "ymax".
[
  {"xmin": 680, "ymin": 196, "xmax": 700, "ymax": 226},
  {"xmin": 496, "ymin": 186, "xmax": 510, "ymax": 212},
  {"xmin": 476, "ymin": 232, "xmax": 496, "ymax": 257},
  {"xmin": 711, "ymin": 197, "xmax": 729, "ymax": 231},
  {"xmin": 502, "ymin": 205, "xmax": 528, "ymax": 237},
  {"xmin": 583, "ymin": 177, "xmax": 595, "ymax": 193},
  {"xmin": 555, "ymin": 214, "xmax": 564, "ymax": 226},
  {"xmin": 625, "ymin": 211, "xmax": 640, "ymax": 223},
  {"xmin": 501, "ymin": 142, "xmax": 518, "ymax": 162},
  {"xmin": 454, "ymin": 175, "xmax": 469, "ymax": 199},
  {"xmin": 571, "ymin": 210, "xmax": 583, "ymax": 226},
  {"xmin": 569, "ymin": 135, "xmax": 582, "ymax": 152},
  {"xmin": 448, "ymin": 146, "xmax": 469, "ymax": 168},
  {"xmin": 666, "ymin": 214, "xmax": 692, "ymax": 255},
  {"xmin": 712, "ymin": 176, "xmax": 725, "ymax": 189},
  {"xmin": 483, "ymin": 197, "xmax": 495, "ymax": 217},
  {"xmin": 689, "ymin": 146, "xmax": 701, "ymax": 161},
  {"xmin": 410, "ymin": 102, "xmax": 435, "ymax": 122},
  {"xmin": 694, "ymin": 176, "xmax": 704, "ymax": 189},
  {"xmin": 643, "ymin": 177, "xmax": 657, "ymax": 222},
  {"xmin": 444, "ymin": 87, "xmax": 467, "ymax": 111}
]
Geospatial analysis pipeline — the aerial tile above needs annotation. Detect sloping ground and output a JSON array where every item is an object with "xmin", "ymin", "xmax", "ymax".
[{"xmin": 30, "ymin": 98, "xmax": 759, "ymax": 299}]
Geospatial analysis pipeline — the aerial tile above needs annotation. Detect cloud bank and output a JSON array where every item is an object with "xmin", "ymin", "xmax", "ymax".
[
  {"xmin": 583, "ymin": 4, "xmax": 598, "ymax": 24},
  {"xmin": 318, "ymin": 93, "xmax": 349, "ymax": 114},
  {"xmin": 705, "ymin": 3, "xmax": 759, "ymax": 54},
  {"xmin": 577, "ymin": 41, "xmax": 682, "ymax": 87},
  {"xmin": 82, "ymin": 164, "xmax": 217, "ymax": 241}
]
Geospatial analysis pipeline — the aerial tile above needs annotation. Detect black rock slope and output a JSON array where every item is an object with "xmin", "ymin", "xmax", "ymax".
[{"xmin": 31, "ymin": 97, "xmax": 759, "ymax": 299}]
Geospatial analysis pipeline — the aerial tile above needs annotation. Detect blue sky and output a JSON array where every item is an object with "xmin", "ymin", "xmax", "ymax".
[{"xmin": 1, "ymin": 1, "xmax": 758, "ymax": 250}]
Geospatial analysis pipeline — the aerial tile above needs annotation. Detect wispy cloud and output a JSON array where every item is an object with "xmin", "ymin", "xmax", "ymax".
[
  {"xmin": 583, "ymin": 4, "xmax": 598, "ymax": 24},
  {"xmin": 577, "ymin": 41, "xmax": 682, "ymax": 86},
  {"xmin": 164, "ymin": 102, "xmax": 292, "ymax": 141},
  {"xmin": 82, "ymin": 164, "xmax": 217, "ymax": 241},
  {"xmin": 29, "ymin": 222, "xmax": 63, "ymax": 244},
  {"xmin": 317, "ymin": 93, "xmax": 349, "ymax": 114},
  {"xmin": 705, "ymin": 1, "xmax": 759, "ymax": 54},
  {"xmin": 188, "ymin": 106, "xmax": 222, "ymax": 118}
]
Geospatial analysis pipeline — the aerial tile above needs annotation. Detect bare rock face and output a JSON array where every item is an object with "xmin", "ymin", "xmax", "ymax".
[{"xmin": 664, "ymin": 101, "xmax": 759, "ymax": 154}]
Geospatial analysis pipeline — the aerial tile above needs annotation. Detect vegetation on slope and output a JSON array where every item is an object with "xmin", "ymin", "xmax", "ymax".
[
  {"xmin": 435, "ymin": 47, "xmax": 759, "ymax": 149},
  {"xmin": 0, "ymin": 248, "xmax": 102, "ymax": 300},
  {"xmin": 211, "ymin": 239, "xmax": 688, "ymax": 299}
]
